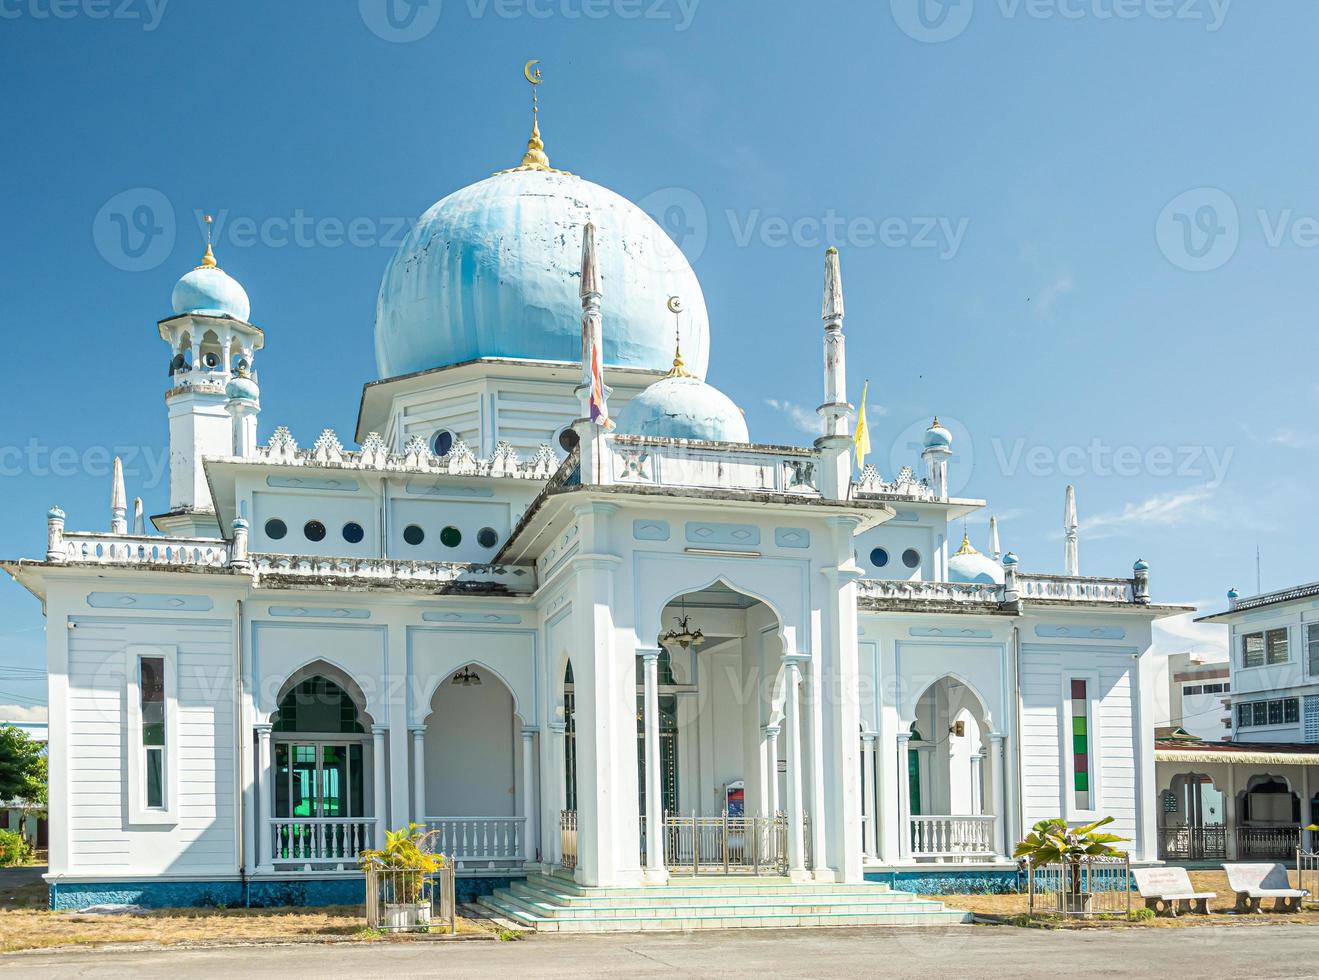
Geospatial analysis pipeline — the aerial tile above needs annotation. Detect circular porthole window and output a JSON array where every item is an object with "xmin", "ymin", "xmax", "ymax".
[
  {"xmin": 902, "ymin": 548, "xmax": 921, "ymax": 569},
  {"xmin": 264, "ymin": 518, "xmax": 287, "ymax": 540},
  {"xmin": 440, "ymin": 526, "xmax": 462, "ymax": 548},
  {"xmin": 557, "ymin": 427, "xmax": 579, "ymax": 453},
  {"xmin": 342, "ymin": 522, "xmax": 365, "ymax": 544},
  {"xmin": 403, "ymin": 524, "xmax": 425, "ymax": 546},
  {"xmin": 870, "ymin": 547, "xmax": 889, "ymax": 568},
  {"xmin": 431, "ymin": 429, "xmax": 454, "ymax": 457},
  {"xmin": 304, "ymin": 520, "xmax": 327, "ymax": 542},
  {"xmin": 477, "ymin": 527, "xmax": 499, "ymax": 549}
]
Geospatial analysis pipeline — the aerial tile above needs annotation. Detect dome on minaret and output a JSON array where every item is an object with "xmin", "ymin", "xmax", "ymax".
[
  {"xmin": 615, "ymin": 374, "xmax": 748, "ymax": 443},
  {"xmin": 171, "ymin": 244, "xmax": 251, "ymax": 322},
  {"xmin": 947, "ymin": 531, "xmax": 1004, "ymax": 585},
  {"xmin": 373, "ymin": 166, "xmax": 710, "ymax": 380}
]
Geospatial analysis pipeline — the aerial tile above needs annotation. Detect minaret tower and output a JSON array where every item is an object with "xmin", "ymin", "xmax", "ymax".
[
  {"xmin": 815, "ymin": 248, "xmax": 852, "ymax": 501},
  {"xmin": 1064, "ymin": 484, "xmax": 1079, "ymax": 576},
  {"xmin": 155, "ymin": 217, "xmax": 264, "ymax": 537},
  {"xmin": 988, "ymin": 515, "xmax": 1001, "ymax": 561}
]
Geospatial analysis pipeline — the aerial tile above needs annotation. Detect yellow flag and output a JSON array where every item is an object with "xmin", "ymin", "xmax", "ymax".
[{"xmin": 854, "ymin": 381, "xmax": 871, "ymax": 468}]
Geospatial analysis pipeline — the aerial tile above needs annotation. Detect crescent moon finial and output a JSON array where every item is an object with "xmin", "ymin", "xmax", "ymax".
[
  {"xmin": 524, "ymin": 59, "xmax": 542, "ymax": 85},
  {"xmin": 667, "ymin": 296, "xmax": 684, "ymax": 314}
]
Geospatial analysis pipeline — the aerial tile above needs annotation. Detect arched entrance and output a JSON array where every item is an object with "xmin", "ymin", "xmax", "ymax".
[
  {"xmin": 1237, "ymin": 774, "xmax": 1301, "ymax": 858},
  {"xmin": 1158, "ymin": 772, "xmax": 1226, "ymax": 860},
  {"xmin": 903, "ymin": 676, "xmax": 998, "ymax": 861},
  {"xmin": 420, "ymin": 663, "xmax": 529, "ymax": 872},
  {"xmin": 267, "ymin": 665, "xmax": 375, "ymax": 870}
]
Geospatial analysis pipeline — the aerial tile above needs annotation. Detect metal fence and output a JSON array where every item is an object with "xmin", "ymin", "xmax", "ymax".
[
  {"xmin": 364, "ymin": 862, "xmax": 457, "ymax": 933},
  {"xmin": 1158, "ymin": 825, "xmax": 1227, "ymax": 861},
  {"xmin": 1027, "ymin": 854, "xmax": 1132, "ymax": 917},
  {"xmin": 1237, "ymin": 827, "xmax": 1300, "ymax": 860},
  {"xmin": 1299, "ymin": 850, "xmax": 1319, "ymax": 901},
  {"xmin": 560, "ymin": 810, "xmax": 578, "ymax": 871}
]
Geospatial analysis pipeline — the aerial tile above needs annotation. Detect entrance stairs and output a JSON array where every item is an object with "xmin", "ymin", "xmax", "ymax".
[{"xmin": 479, "ymin": 874, "xmax": 972, "ymax": 933}]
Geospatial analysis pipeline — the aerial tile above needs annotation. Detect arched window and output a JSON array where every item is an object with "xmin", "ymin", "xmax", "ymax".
[{"xmin": 273, "ymin": 677, "xmax": 364, "ymax": 734}]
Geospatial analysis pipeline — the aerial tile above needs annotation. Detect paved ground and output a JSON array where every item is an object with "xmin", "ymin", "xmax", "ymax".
[{"xmin": 2, "ymin": 924, "xmax": 1317, "ymax": 979}]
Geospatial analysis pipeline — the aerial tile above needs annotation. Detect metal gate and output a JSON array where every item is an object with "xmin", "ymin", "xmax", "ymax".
[{"xmin": 661, "ymin": 811, "xmax": 807, "ymax": 876}]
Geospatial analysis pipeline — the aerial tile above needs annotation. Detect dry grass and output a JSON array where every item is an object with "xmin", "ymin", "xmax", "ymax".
[
  {"xmin": 0, "ymin": 873, "xmax": 491, "ymax": 953},
  {"xmin": 934, "ymin": 870, "xmax": 1319, "ymax": 928}
]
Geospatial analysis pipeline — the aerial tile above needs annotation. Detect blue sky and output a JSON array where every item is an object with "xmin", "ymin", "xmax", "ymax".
[{"xmin": 1, "ymin": 0, "xmax": 1314, "ymax": 714}]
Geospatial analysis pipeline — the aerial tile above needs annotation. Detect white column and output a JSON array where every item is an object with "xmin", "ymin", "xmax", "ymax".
[
  {"xmin": 896, "ymin": 731, "xmax": 912, "ymax": 862},
  {"xmin": 764, "ymin": 725, "xmax": 781, "ymax": 817},
  {"xmin": 548, "ymin": 722, "xmax": 567, "ymax": 867},
  {"xmin": 784, "ymin": 657, "xmax": 809, "ymax": 881},
  {"xmin": 641, "ymin": 649, "xmax": 667, "ymax": 883},
  {"xmin": 411, "ymin": 727, "xmax": 426, "ymax": 826},
  {"xmin": 372, "ymin": 725, "xmax": 388, "ymax": 848},
  {"xmin": 1224, "ymin": 763, "xmax": 1238, "ymax": 860},
  {"xmin": 989, "ymin": 733, "xmax": 1007, "ymax": 858},
  {"xmin": 521, "ymin": 727, "xmax": 538, "ymax": 864},
  {"xmin": 861, "ymin": 732, "xmax": 878, "ymax": 861},
  {"xmin": 256, "ymin": 724, "xmax": 273, "ymax": 871}
]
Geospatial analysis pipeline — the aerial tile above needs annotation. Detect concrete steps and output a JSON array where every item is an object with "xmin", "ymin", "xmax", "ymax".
[{"xmin": 479, "ymin": 875, "xmax": 972, "ymax": 933}]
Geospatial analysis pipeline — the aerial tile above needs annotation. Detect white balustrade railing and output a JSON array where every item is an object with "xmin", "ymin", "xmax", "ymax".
[
  {"xmin": 610, "ymin": 437, "xmax": 821, "ymax": 495},
  {"xmin": 1016, "ymin": 574, "xmax": 1134, "ymax": 603},
  {"xmin": 270, "ymin": 817, "xmax": 376, "ymax": 867},
  {"xmin": 62, "ymin": 532, "xmax": 230, "ymax": 568},
  {"xmin": 857, "ymin": 579, "xmax": 1001, "ymax": 605},
  {"xmin": 909, "ymin": 815, "xmax": 997, "ymax": 858},
  {"xmin": 424, "ymin": 816, "xmax": 526, "ymax": 868}
]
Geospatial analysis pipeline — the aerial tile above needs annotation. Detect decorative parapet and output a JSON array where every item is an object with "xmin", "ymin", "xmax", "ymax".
[
  {"xmin": 852, "ymin": 464, "xmax": 935, "ymax": 501},
  {"xmin": 248, "ymin": 427, "xmax": 559, "ymax": 480},
  {"xmin": 856, "ymin": 579, "xmax": 1001, "ymax": 605},
  {"xmin": 59, "ymin": 532, "xmax": 230, "ymax": 568},
  {"xmin": 608, "ymin": 437, "xmax": 821, "ymax": 495},
  {"xmin": 1016, "ymin": 573, "xmax": 1135, "ymax": 604},
  {"xmin": 248, "ymin": 553, "xmax": 536, "ymax": 593}
]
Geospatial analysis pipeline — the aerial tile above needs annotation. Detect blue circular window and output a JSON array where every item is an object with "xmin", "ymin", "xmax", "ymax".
[
  {"xmin": 264, "ymin": 518, "xmax": 287, "ymax": 540},
  {"xmin": 303, "ymin": 520, "xmax": 327, "ymax": 542},
  {"xmin": 440, "ymin": 526, "xmax": 462, "ymax": 548},
  {"xmin": 477, "ymin": 527, "xmax": 499, "ymax": 549},
  {"xmin": 869, "ymin": 547, "xmax": 889, "ymax": 568},
  {"xmin": 431, "ymin": 429, "xmax": 454, "ymax": 457},
  {"xmin": 403, "ymin": 524, "xmax": 425, "ymax": 546},
  {"xmin": 902, "ymin": 548, "xmax": 921, "ymax": 569},
  {"xmin": 342, "ymin": 522, "xmax": 365, "ymax": 544}
]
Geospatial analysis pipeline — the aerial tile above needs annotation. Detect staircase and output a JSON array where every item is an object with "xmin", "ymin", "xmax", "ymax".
[{"xmin": 479, "ymin": 874, "xmax": 972, "ymax": 933}]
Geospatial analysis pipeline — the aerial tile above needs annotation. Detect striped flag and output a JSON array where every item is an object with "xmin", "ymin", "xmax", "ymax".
[
  {"xmin": 854, "ymin": 380, "xmax": 871, "ymax": 467},
  {"xmin": 588, "ymin": 338, "xmax": 615, "ymax": 430}
]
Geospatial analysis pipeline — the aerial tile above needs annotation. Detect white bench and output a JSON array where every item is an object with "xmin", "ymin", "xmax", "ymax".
[
  {"xmin": 1224, "ymin": 862, "xmax": 1310, "ymax": 913},
  {"xmin": 1132, "ymin": 867, "xmax": 1215, "ymax": 916}
]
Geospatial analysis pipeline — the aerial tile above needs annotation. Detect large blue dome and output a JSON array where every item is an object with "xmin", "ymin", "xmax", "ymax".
[
  {"xmin": 615, "ymin": 374, "xmax": 748, "ymax": 443},
  {"xmin": 172, "ymin": 258, "xmax": 250, "ymax": 322},
  {"xmin": 374, "ymin": 169, "xmax": 710, "ymax": 380}
]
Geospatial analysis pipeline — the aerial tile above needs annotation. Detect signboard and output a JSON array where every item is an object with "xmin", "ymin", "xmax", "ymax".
[
  {"xmin": 725, "ymin": 780, "xmax": 745, "ymax": 817},
  {"xmin": 1161, "ymin": 790, "xmax": 1179, "ymax": 813}
]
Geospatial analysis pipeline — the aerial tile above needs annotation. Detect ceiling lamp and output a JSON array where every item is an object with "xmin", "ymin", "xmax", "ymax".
[
  {"xmin": 661, "ymin": 599, "xmax": 705, "ymax": 651},
  {"xmin": 453, "ymin": 666, "xmax": 482, "ymax": 687}
]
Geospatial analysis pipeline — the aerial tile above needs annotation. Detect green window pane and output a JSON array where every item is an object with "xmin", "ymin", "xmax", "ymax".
[
  {"xmin": 1072, "ymin": 716, "xmax": 1088, "ymax": 736},
  {"xmin": 1074, "ymin": 771, "xmax": 1089, "ymax": 792},
  {"xmin": 1072, "ymin": 733, "xmax": 1089, "ymax": 755}
]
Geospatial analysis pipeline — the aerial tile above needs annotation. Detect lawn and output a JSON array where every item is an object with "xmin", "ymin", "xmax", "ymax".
[
  {"xmin": 0, "ymin": 868, "xmax": 492, "ymax": 953},
  {"xmin": 935, "ymin": 869, "xmax": 1319, "ymax": 927}
]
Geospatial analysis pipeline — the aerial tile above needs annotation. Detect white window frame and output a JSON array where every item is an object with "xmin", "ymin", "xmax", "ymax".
[
  {"xmin": 1240, "ymin": 627, "xmax": 1290, "ymax": 669},
  {"xmin": 1059, "ymin": 670, "xmax": 1103, "ymax": 822},
  {"xmin": 125, "ymin": 644, "xmax": 179, "ymax": 826},
  {"xmin": 1307, "ymin": 623, "xmax": 1319, "ymax": 677}
]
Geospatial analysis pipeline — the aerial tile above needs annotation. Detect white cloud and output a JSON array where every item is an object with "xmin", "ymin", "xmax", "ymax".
[
  {"xmin": 1082, "ymin": 485, "xmax": 1220, "ymax": 540},
  {"xmin": 1032, "ymin": 273, "xmax": 1074, "ymax": 318},
  {"xmin": 0, "ymin": 704, "xmax": 48, "ymax": 724},
  {"xmin": 1268, "ymin": 428, "xmax": 1319, "ymax": 450},
  {"xmin": 765, "ymin": 399, "xmax": 820, "ymax": 434}
]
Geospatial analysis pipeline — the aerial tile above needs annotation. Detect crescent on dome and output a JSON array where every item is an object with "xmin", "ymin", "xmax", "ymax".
[{"xmin": 524, "ymin": 60, "xmax": 542, "ymax": 84}]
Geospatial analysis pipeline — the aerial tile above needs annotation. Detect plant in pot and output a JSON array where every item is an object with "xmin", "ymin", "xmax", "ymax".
[
  {"xmin": 1014, "ymin": 816, "xmax": 1127, "ymax": 915},
  {"xmin": 360, "ymin": 824, "xmax": 445, "ymax": 932}
]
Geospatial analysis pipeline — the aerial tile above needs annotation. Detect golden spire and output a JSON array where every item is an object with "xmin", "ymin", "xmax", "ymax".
[
  {"xmin": 197, "ymin": 214, "xmax": 218, "ymax": 269},
  {"xmin": 955, "ymin": 529, "xmax": 979, "ymax": 557},
  {"xmin": 497, "ymin": 60, "xmax": 571, "ymax": 176},
  {"xmin": 664, "ymin": 296, "xmax": 694, "ymax": 379}
]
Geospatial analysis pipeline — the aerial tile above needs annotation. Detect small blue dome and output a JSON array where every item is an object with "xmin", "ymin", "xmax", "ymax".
[
  {"xmin": 924, "ymin": 418, "xmax": 952, "ymax": 450},
  {"xmin": 226, "ymin": 373, "xmax": 260, "ymax": 402},
  {"xmin": 172, "ymin": 259, "xmax": 251, "ymax": 321},
  {"xmin": 1002, "ymin": 551, "xmax": 1019, "ymax": 567},
  {"xmin": 1227, "ymin": 587, "xmax": 1239, "ymax": 599},
  {"xmin": 1133, "ymin": 558, "xmax": 1149, "ymax": 572},
  {"xmin": 615, "ymin": 374, "xmax": 748, "ymax": 443},
  {"xmin": 374, "ymin": 169, "xmax": 709, "ymax": 380},
  {"xmin": 947, "ymin": 534, "xmax": 1004, "ymax": 585}
]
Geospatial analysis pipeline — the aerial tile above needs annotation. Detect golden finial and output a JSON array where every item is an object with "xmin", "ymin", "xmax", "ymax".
[
  {"xmin": 664, "ymin": 296, "xmax": 694, "ymax": 379},
  {"xmin": 198, "ymin": 214, "xmax": 218, "ymax": 269},
  {"xmin": 955, "ymin": 529, "xmax": 978, "ymax": 557},
  {"xmin": 497, "ymin": 60, "xmax": 571, "ymax": 176}
]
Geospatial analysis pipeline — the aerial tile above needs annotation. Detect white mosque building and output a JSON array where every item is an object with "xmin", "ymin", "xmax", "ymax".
[{"xmin": 4, "ymin": 87, "xmax": 1189, "ymax": 925}]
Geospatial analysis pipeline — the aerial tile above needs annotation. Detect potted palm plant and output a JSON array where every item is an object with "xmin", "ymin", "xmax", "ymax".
[
  {"xmin": 1014, "ymin": 816, "xmax": 1127, "ymax": 914},
  {"xmin": 360, "ymin": 824, "xmax": 445, "ymax": 931}
]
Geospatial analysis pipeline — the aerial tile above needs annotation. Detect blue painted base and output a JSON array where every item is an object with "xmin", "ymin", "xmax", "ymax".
[
  {"xmin": 865, "ymin": 868, "xmax": 1024, "ymax": 895},
  {"xmin": 49, "ymin": 875, "xmax": 521, "ymax": 911}
]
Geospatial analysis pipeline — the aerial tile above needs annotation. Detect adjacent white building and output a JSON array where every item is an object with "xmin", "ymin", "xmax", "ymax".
[
  {"xmin": 1165, "ymin": 651, "xmax": 1231, "ymax": 742},
  {"xmin": 3, "ymin": 106, "xmax": 1189, "ymax": 913}
]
